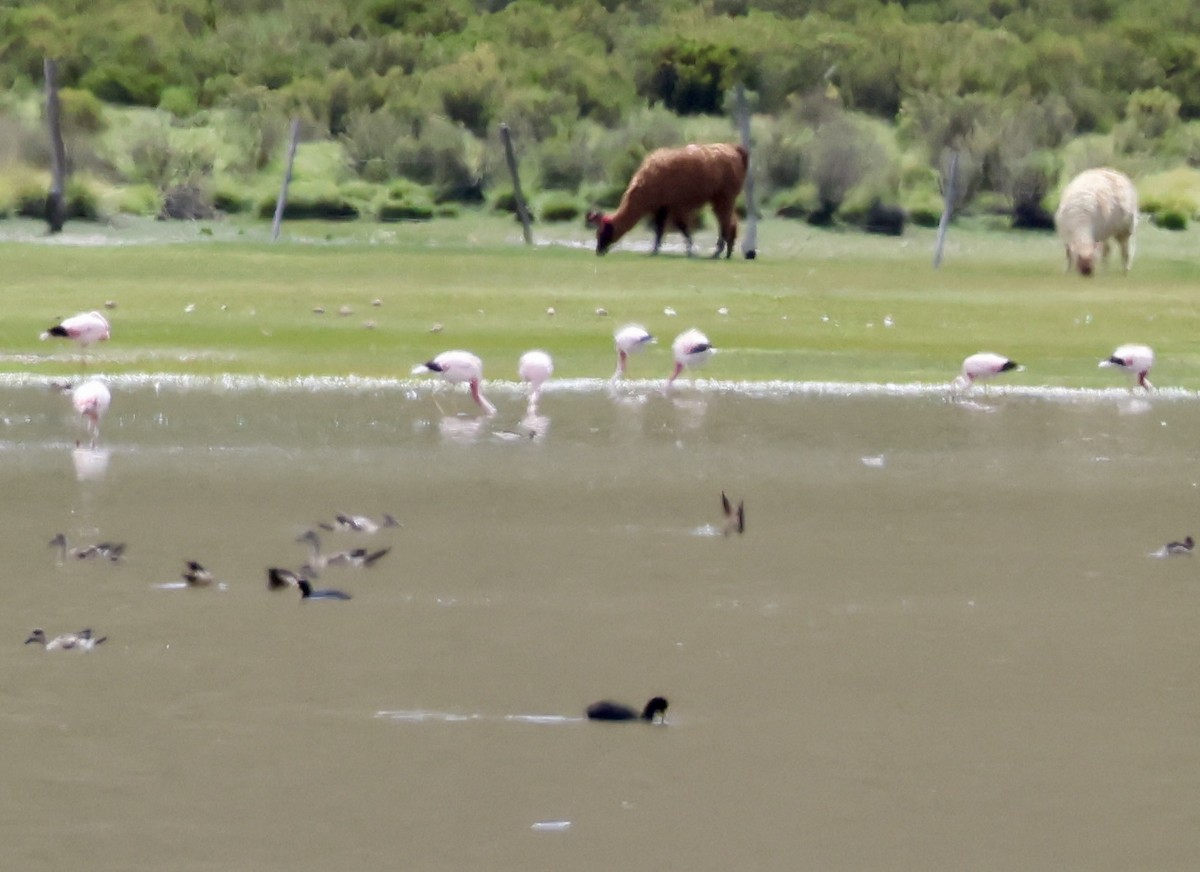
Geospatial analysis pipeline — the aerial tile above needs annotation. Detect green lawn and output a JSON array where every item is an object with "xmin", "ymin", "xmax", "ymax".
[{"xmin": 4, "ymin": 213, "xmax": 1199, "ymax": 388}]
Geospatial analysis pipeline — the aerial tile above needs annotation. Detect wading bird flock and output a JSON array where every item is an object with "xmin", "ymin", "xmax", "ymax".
[{"xmin": 27, "ymin": 308, "xmax": 1180, "ymax": 711}]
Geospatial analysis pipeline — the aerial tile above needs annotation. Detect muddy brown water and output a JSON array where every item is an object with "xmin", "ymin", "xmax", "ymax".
[{"xmin": 3, "ymin": 382, "xmax": 1198, "ymax": 871}]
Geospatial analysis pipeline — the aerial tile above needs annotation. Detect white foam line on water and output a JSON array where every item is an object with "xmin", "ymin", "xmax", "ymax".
[
  {"xmin": 1, "ymin": 371, "xmax": 1195, "ymax": 403},
  {"xmin": 374, "ymin": 709, "xmax": 581, "ymax": 724}
]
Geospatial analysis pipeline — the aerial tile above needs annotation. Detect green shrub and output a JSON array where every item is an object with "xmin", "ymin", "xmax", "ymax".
[
  {"xmin": 580, "ymin": 181, "xmax": 626, "ymax": 210},
  {"xmin": 80, "ymin": 62, "xmax": 165, "ymax": 107},
  {"xmin": 378, "ymin": 200, "xmax": 434, "ymax": 221},
  {"xmin": 160, "ymin": 183, "xmax": 215, "ymax": 219},
  {"xmin": 490, "ymin": 188, "xmax": 519, "ymax": 214},
  {"xmin": 116, "ymin": 183, "xmax": 161, "ymax": 216},
  {"xmin": 537, "ymin": 139, "xmax": 588, "ymax": 191},
  {"xmin": 378, "ymin": 179, "xmax": 434, "ymax": 221},
  {"xmin": 257, "ymin": 180, "xmax": 359, "ymax": 220},
  {"xmin": 20, "ymin": 177, "xmax": 105, "ymax": 221},
  {"xmin": 58, "ymin": 88, "xmax": 107, "ymax": 133},
  {"xmin": 213, "ymin": 178, "xmax": 255, "ymax": 214},
  {"xmin": 536, "ymin": 191, "xmax": 582, "ymax": 222},
  {"xmin": 159, "ymin": 86, "xmax": 199, "ymax": 118},
  {"xmin": 1154, "ymin": 209, "xmax": 1188, "ymax": 230},
  {"xmin": 770, "ymin": 184, "xmax": 817, "ymax": 219}
]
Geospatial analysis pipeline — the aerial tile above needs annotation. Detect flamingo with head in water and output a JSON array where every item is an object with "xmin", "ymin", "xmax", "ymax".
[
  {"xmin": 667, "ymin": 328, "xmax": 715, "ymax": 389},
  {"xmin": 72, "ymin": 379, "xmax": 111, "ymax": 446},
  {"xmin": 42, "ymin": 311, "xmax": 110, "ymax": 371},
  {"xmin": 41, "ymin": 311, "xmax": 110, "ymax": 347},
  {"xmin": 1099, "ymin": 343, "xmax": 1154, "ymax": 390},
  {"xmin": 412, "ymin": 350, "xmax": 496, "ymax": 416},
  {"xmin": 951, "ymin": 352, "xmax": 1022, "ymax": 392},
  {"xmin": 612, "ymin": 324, "xmax": 655, "ymax": 380},
  {"xmin": 518, "ymin": 350, "xmax": 553, "ymax": 412}
]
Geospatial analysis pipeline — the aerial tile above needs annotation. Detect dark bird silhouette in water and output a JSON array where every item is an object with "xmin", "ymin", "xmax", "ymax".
[
  {"xmin": 49, "ymin": 532, "xmax": 125, "ymax": 563},
  {"xmin": 586, "ymin": 696, "xmax": 669, "ymax": 723},
  {"xmin": 721, "ymin": 491, "xmax": 745, "ymax": 536},
  {"xmin": 297, "ymin": 579, "xmax": 352, "ymax": 601},
  {"xmin": 182, "ymin": 560, "xmax": 216, "ymax": 587},
  {"xmin": 1164, "ymin": 535, "xmax": 1194, "ymax": 556},
  {"xmin": 267, "ymin": 568, "xmax": 351, "ymax": 600},
  {"xmin": 25, "ymin": 627, "xmax": 107, "ymax": 651},
  {"xmin": 267, "ymin": 567, "xmax": 303, "ymax": 590}
]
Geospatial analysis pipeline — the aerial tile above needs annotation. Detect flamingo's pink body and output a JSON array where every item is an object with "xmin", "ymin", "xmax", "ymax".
[
  {"xmin": 518, "ymin": 350, "xmax": 553, "ymax": 410},
  {"xmin": 952, "ymin": 352, "xmax": 1020, "ymax": 391},
  {"xmin": 41, "ymin": 311, "xmax": 110, "ymax": 347},
  {"xmin": 72, "ymin": 379, "xmax": 111, "ymax": 445},
  {"xmin": 1099, "ymin": 343, "xmax": 1154, "ymax": 390},
  {"xmin": 412, "ymin": 350, "xmax": 496, "ymax": 416},
  {"xmin": 613, "ymin": 324, "xmax": 655, "ymax": 380},
  {"xmin": 667, "ymin": 328, "xmax": 715, "ymax": 387}
]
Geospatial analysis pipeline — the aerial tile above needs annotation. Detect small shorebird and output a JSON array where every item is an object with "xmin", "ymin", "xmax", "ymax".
[
  {"xmin": 721, "ymin": 491, "xmax": 745, "ymax": 536},
  {"xmin": 667, "ymin": 328, "xmax": 715, "ymax": 389},
  {"xmin": 297, "ymin": 530, "xmax": 390, "ymax": 573},
  {"xmin": 951, "ymin": 352, "xmax": 1021, "ymax": 392},
  {"xmin": 1099, "ymin": 343, "xmax": 1154, "ymax": 390},
  {"xmin": 612, "ymin": 324, "xmax": 656, "ymax": 380},
  {"xmin": 412, "ymin": 350, "xmax": 496, "ymax": 416},
  {"xmin": 268, "ymin": 567, "xmax": 303, "ymax": 590},
  {"xmin": 49, "ymin": 533, "xmax": 125, "ymax": 563},
  {"xmin": 182, "ymin": 560, "xmax": 217, "ymax": 587},
  {"xmin": 318, "ymin": 513, "xmax": 401, "ymax": 534},
  {"xmin": 25, "ymin": 628, "xmax": 107, "ymax": 651},
  {"xmin": 586, "ymin": 696, "xmax": 669, "ymax": 723},
  {"xmin": 1152, "ymin": 534, "xmax": 1190, "ymax": 556}
]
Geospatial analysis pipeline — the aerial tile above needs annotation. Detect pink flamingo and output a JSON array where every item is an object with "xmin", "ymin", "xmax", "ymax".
[
  {"xmin": 612, "ymin": 324, "xmax": 656, "ymax": 380},
  {"xmin": 41, "ymin": 310, "xmax": 110, "ymax": 370},
  {"xmin": 41, "ymin": 311, "xmax": 110, "ymax": 346},
  {"xmin": 412, "ymin": 350, "xmax": 496, "ymax": 416},
  {"xmin": 72, "ymin": 379, "xmax": 111, "ymax": 447},
  {"xmin": 951, "ymin": 352, "xmax": 1021, "ymax": 392},
  {"xmin": 518, "ymin": 350, "xmax": 553, "ymax": 412},
  {"xmin": 1099, "ymin": 343, "xmax": 1154, "ymax": 390},
  {"xmin": 667, "ymin": 328, "xmax": 715, "ymax": 389}
]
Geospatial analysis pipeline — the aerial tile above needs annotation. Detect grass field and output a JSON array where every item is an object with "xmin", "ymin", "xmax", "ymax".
[{"xmin": 4, "ymin": 213, "xmax": 1200, "ymax": 389}]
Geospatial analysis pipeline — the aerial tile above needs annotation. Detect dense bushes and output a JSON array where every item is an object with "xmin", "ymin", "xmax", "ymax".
[{"xmin": 7, "ymin": 0, "xmax": 1200, "ymax": 228}]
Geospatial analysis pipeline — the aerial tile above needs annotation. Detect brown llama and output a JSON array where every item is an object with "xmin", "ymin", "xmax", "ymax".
[{"xmin": 585, "ymin": 143, "xmax": 749, "ymax": 258}]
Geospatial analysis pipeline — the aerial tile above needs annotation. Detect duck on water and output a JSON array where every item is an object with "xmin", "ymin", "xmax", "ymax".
[{"xmin": 586, "ymin": 696, "xmax": 669, "ymax": 723}]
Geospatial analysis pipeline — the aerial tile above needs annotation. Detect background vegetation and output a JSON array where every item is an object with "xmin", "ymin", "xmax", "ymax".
[{"xmin": 4, "ymin": 0, "xmax": 1200, "ymax": 231}]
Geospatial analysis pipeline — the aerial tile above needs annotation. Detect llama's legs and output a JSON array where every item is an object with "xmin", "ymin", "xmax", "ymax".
[
  {"xmin": 675, "ymin": 215, "xmax": 694, "ymax": 256},
  {"xmin": 651, "ymin": 208, "xmax": 668, "ymax": 254},
  {"xmin": 1119, "ymin": 232, "xmax": 1134, "ymax": 273}
]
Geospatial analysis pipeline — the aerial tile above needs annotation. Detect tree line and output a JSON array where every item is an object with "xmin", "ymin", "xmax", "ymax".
[{"xmin": 3, "ymin": 0, "xmax": 1199, "ymax": 228}]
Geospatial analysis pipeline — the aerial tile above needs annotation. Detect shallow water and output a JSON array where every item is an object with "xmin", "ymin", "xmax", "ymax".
[{"xmin": 4, "ymin": 382, "xmax": 1200, "ymax": 871}]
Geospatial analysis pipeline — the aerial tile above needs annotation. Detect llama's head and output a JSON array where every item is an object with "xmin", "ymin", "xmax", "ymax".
[
  {"xmin": 586, "ymin": 210, "xmax": 615, "ymax": 255},
  {"xmin": 1073, "ymin": 242, "xmax": 1097, "ymax": 277}
]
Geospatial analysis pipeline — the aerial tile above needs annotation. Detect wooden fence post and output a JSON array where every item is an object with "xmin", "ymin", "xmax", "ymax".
[
  {"xmin": 272, "ymin": 118, "xmax": 301, "ymax": 242},
  {"xmin": 933, "ymin": 151, "xmax": 959, "ymax": 269},
  {"xmin": 734, "ymin": 84, "xmax": 758, "ymax": 260},
  {"xmin": 499, "ymin": 123, "xmax": 532, "ymax": 246},
  {"xmin": 43, "ymin": 58, "xmax": 67, "ymax": 234}
]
